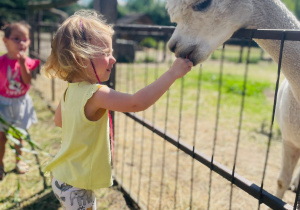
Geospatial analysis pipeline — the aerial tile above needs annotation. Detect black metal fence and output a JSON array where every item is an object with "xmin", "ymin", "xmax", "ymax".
[
  {"xmin": 29, "ymin": 20, "xmax": 300, "ymax": 209},
  {"xmin": 111, "ymin": 26, "xmax": 300, "ymax": 210}
]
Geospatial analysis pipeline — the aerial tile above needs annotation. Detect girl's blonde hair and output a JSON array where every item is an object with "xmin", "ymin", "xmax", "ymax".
[{"xmin": 42, "ymin": 9, "xmax": 114, "ymax": 82}]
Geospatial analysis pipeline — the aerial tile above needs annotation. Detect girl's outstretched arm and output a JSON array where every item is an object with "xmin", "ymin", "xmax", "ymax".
[{"xmin": 91, "ymin": 57, "xmax": 193, "ymax": 113}]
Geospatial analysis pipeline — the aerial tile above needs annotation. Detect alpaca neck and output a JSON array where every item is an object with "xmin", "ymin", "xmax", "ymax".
[
  {"xmin": 249, "ymin": 0, "xmax": 300, "ymax": 29},
  {"xmin": 248, "ymin": 0, "xmax": 300, "ymax": 102}
]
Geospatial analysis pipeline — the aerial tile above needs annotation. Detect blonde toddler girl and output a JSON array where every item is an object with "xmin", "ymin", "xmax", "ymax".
[{"xmin": 43, "ymin": 9, "xmax": 193, "ymax": 210}]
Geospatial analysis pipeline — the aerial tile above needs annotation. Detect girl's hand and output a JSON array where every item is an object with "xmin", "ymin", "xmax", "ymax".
[
  {"xmin": 17, "ymin": 50, "xmax": 31, "ymax": 84},
  {"xmin": 169, "ymin": 57, "xmax": 193, "ymax": 79},
  {"xmin": 17, "ymin": 51, "xmax": 26, "ymax": 65}
]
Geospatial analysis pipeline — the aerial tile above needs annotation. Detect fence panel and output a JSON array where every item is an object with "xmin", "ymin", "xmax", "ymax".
[
  {"xmin": 30, "ymin": 22, "xmax": 300, "ymax": 209},
  {"xmin": 112, "ymin": 26, "xmax": 299, "ymax": 210}
]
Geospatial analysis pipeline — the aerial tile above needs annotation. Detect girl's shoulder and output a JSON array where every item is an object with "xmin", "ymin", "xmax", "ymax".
[
  {"xmin": 0, "ymin": 54, "xmax": 7, "ymax": 62},
  {"xmin": 0, "ymin": 54, "xmax": 11, "ymax": 67},
  {"xmin": 95, "ymin": 84, "xmax": 110, "ymax": 94}
]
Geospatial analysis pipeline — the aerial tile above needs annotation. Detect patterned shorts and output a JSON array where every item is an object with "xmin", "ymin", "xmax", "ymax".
[
  {"xmin": 0, "ymin": 94, "xmax": 37, "ymax": 132},
  {"xmin": 51, "ymin": 176, "xmax": 96, "ymax": 210}
]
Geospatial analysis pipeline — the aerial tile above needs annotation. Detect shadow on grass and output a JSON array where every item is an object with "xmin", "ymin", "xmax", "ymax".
[
  {"xmin": 21, "ymin": 190, "xmax": 61, "ymax": 210},
  {"xmin": 6, "ymin": 189, "xmax": 61, "ymax": 210}
]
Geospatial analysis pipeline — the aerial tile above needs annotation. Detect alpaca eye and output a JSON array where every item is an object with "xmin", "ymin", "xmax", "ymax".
[{"xmin": 192, "ymin": 0, "xmax": 212, "ymax": 11}]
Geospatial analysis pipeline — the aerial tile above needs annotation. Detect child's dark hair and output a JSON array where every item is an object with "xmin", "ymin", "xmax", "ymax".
[{"xmin": 2, "ymin": 21, "xmax": 31, "ymax": 38}]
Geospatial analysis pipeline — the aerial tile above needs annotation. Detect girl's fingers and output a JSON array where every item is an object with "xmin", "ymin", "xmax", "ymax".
[
  {"xmin": 17, "ymin": 51, "xmax": 26, "ymax": 60},
  {"xmin": 185, "ymin": 59, "xmax": 193, "ymax": 67}
]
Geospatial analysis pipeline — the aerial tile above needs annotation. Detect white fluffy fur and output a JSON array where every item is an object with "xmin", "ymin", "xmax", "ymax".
[{"xmin": 166, "ymin": 0, "xmax": 300, "ymax": 199}]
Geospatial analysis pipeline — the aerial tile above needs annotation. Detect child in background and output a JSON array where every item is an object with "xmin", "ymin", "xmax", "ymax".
[
  {"xmin": 43, "ymin": 9, "xmax": 193, "ymax": 210},
  {"xmin": 0, "ymin": 21, "xmax": 40, "ymax": 180}
]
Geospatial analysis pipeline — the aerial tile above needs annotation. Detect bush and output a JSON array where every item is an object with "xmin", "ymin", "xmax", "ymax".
[
  {"xmin": 140, "ymin": 37, "xmax": 157, "ymax": 48},
  {"xmin": 137, "ymin": 55, "xmax": 156, "ymax": 63}
]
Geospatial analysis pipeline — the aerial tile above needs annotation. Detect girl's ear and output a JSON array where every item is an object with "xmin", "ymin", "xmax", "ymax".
[{"xmin": 2, "ymin": 37, "xmax": 8, "ymax": 45}]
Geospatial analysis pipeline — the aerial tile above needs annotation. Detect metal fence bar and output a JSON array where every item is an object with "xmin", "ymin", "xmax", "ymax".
[
  {"xmin": 129, "ymin": 64, "xmax": 137, "ymax": 196},
  {"xmin": 173, "ymin": 77, "xmax": 185, "ymax": 209},
  {"xmin": 120, "ymin": 64, "xmax": 131, "ymax": 190},
  {"xmin": 208, "ymin": 44, "xmax": 225, "ymax": 210},
  {"xmin": 158, "ymin": 79, "xmax": 171, "ymax": 210},
  {"xmin": 136, "ymin": 57, "xmax": 150, "ymax": 203},
  {"xmin": 147, "ymin": 47, "xmax": 160, "ymax": 208},
  {"xmin": 259, "ymin": 32, "xmax": 286, "ymax": 210},
  {"xmin": 114, "ymin": 60, "xmax": 123, "ymax": 180},
  {"xmin": 124, "ymin": 112, "xmax": 293, "ymax": 209},
  {"xmin": 230, "ymin": 33, "xmax": 254, "ymax": 209},
  {"xmin": 232, "ymin": 29, "xmax": 300, "ymax": 41},
  {"xmin": 189, "ymin": 64, "xmax": 203, "ymax": 209},
  {"xmin": 115, "ymin": 25, "xmax": 300, "ymax": 43}
]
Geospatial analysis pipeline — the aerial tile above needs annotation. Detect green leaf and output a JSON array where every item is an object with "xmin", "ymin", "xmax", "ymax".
[
  {"xmin": 40, "ymin": 151, "xmax": 55, "ymax": 158},
  {"xmin": 0, "ymin": 111, "xmax": 51, "ymax": 159},
  {"xmin": 20, "ymin": 147, "xmax": 38, "ymax": 154},
  {"xmin": 8, "ymin": 143, "xmax": 23, "ymax": 161}
]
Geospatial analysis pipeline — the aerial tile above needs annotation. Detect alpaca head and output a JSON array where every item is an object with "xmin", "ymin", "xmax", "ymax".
[{"xmin": 166, "ymin": 0, "xmax": 253, "ymax": 65}]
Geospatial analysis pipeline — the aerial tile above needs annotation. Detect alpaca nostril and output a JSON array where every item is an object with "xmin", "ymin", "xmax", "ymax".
[
  {"xmin": 168, "ymin": 42, "xmax": 177, "ymax": 53},
  {"xmin": 170, "ymin": 45, "xmax": 176, "ymax": 53}
]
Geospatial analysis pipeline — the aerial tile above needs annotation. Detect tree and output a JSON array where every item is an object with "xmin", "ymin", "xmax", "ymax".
[
  {"xmin": 0, "ymin": 0, "xmax": 87, "ymax": 27},
  {"xmin": 60, "ymin": 3, "xmax": 86, "ymax": 16},
  {"xmin": 282, "ymin": 0, "xmax": 300, "ymax": 19},
  {"xmin": 0, "ymin": 0, "xmax": 28, "ymax": 26}
]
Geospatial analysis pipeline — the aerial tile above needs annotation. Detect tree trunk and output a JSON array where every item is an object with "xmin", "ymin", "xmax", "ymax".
[{"xmin": 93, "ymin": 0, "xmax": 117, "ymax": 24}]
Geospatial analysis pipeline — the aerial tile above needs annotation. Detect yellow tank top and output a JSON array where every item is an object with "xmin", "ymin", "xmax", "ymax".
[{"xmin": 44, "ymin": 81, "xmax": 113, "ymax": 189}]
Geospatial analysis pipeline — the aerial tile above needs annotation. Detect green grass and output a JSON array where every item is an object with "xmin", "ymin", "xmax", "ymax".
[
  {"xmin": 117, "ymin": 47, "xmax": 281, "ymax": 138},
  {"xmin": 179, "ymin": 70, "xmax": 273, "ymax": 97},
  {"xmin": 211, "ymin": 45, "xmax": 263, "ymax": 64}
]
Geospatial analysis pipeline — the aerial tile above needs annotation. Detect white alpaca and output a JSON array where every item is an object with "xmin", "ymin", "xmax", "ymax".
[{"xmin": 166, "ymin": 0, "xmax": 300, "ymax": 199}]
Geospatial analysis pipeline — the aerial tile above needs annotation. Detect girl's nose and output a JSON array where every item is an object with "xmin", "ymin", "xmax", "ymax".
[{"xmin": 111, "ymin": 56, "xmax": 116, "ymax": 64}]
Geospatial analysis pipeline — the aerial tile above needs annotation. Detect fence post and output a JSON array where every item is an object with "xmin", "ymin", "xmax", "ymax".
[{"xmin": 94, "ymin": 0, "xmax": 118, "ymax": 152}]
